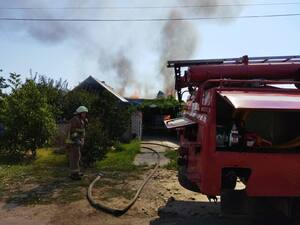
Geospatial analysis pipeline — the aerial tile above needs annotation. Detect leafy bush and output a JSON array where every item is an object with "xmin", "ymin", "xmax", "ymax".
[
  {"xmin": 164, "ymin": 150, "xmax": 178, "ymax": 170},
  {"xmin": 0, "ymin": 75, "xmax": 8, "ymax": 97},
  {"xmin": 62, "ymin": 89, "xmax": 131, "ymax": 166},
  {"xmin": 81, "ymin": 117, "xmax": 111, "ymax": 167},
  {"xmin": 34, "ymin": 75, "xmax": 68, "ymax": 121},
  {"xmin": 0, "ymin": 80, "xmax": 56, "ymax": 160},
  {"xmin": 141, "ymin": 96, "xmax": 181, "ymax": 114},
  {"xmin": 0, "ymin": 72, "xmax": 131, "ymax": 165},
  {"xmin": 62, "ymin": 89, "xmax": 97, "ymax": 120},
  {"xmin": 89, "ymin": 91, "xmax": 130, "ymax": 140}
]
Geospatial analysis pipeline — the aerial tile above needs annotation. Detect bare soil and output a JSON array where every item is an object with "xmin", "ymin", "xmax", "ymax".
[{"xmin": 0, "ymin": 168, "xmax": 288, "ymax": 225}]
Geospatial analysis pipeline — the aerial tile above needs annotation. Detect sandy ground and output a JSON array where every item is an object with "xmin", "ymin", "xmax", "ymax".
[
  {"xmin": 134, "ymin": 140, "xmax": 178, "ymax": 166},
  {"xmin": 0, "ymin": 140, "xmax": 293, "ymax": 225},
  {"xmin": 0, "ymin": 169, "xmax": 218, "ymax": 225},
  {"xmin": 0, "ymin": 168, "xmax": 286, "ymax": 225}
]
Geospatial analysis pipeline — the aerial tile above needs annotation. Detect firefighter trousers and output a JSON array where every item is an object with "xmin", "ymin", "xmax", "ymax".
[{"xmin": 67, "ymin": 144, "xmax": 81, "ymax": 174}]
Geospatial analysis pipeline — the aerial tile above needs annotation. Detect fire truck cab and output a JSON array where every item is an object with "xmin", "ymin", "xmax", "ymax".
[{"xmin": 165, "ymin": 55, "xmax": 300, "ymax": 216}]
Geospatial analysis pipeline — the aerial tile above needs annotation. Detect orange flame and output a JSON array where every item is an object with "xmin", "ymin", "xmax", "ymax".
[
  {"xmin": 130, "ymin": 90, "xmax": 141, "ymax": 99},
  {"xmin": 166, "ymin": 88, "xmax": 175, "ymax": 97}
]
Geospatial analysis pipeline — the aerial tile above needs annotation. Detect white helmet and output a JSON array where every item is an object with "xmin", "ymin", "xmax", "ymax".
[{"xmin": 75, "ymin": 106, "xmax": 88, "ymax": 114}]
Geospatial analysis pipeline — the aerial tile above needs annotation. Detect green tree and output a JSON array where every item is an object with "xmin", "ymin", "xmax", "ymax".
[
  {"xmin": 62, "ymin": 89, "xmax": 131, "ymax": 166},
  {"xmin": 1, "ymin": 80, "xmax": 56, "ymax": 160},
  {"xmin": 81, "ymin": 117, "xmax": 111, "ymax": 167},
  {"xmin": 0, "ymin": 70, "xmax": 7, "ymax": 141},
  {"xmin": 7, "ymin": 72, "xmax": 21, "ymax": 91},
  {"xmin": 62, "ymin": 89, "xmax": 97, "ymax": 120},
  {"xmin": 34, "ymin": 75, "xmax": 68, "ymax": 121},
  {"xmin": 0, "ymin": 76, "xmax": 8, "ymax": 97},
  {"xmin": 91, "ymin": 92, "xmax": 131, "ymax": 140}
]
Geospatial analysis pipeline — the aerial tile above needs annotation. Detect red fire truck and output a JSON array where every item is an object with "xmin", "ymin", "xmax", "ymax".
[{"xmin": 165, "ymin": 55, "xmax": 300, "ymax": 217}]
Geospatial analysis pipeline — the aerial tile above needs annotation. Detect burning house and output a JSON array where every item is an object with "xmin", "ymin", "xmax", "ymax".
[
  {"xmin": 54, "ymin": 76, "xmax": 181, "ymax": 148},
  {"xmin": 75, "ymin": 76, "xmax": 143, "ymax": 140},
  {"xmin": 127, "ymin": 91, "xmax": 181, "ymax": 136}
]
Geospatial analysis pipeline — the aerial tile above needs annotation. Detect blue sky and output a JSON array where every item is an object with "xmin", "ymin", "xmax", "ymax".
[{"xmin": 0, "ymin": 0, "xmax": 299, "ymax": 97}]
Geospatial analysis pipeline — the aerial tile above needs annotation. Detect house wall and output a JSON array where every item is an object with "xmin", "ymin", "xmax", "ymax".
[{"xmin": 131, "ymin": 111, "xmax": 143, "ymax": 140}]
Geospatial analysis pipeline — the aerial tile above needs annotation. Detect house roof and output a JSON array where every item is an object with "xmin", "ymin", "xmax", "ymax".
[
  {"xmin": 125, "ymin": 98, "xmax": 145, "ymax": 106},
  {"xmin": 76, "ymin": 76, "xmax": 128, "ymax": 103}
]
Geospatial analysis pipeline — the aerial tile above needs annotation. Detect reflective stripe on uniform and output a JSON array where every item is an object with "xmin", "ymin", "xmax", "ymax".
[
  {"xmin": 76, "ymin": 128, "xmax": 85, "ymax": 132},
  {"xmin": 66, "ymin": 138, "xmax": 74, "ymax": 144}
]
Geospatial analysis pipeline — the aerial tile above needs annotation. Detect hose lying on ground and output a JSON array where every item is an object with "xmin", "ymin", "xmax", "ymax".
[
  {"xmin": 140, "ymin": 142, "xmax": 178, "ymax": 150},
  {"xmin": 87, "ymin": 142, "xmax": 170, "ymax": 217}
]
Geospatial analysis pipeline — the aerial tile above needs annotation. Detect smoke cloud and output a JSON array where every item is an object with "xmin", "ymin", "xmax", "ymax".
[
  {"xmin": 0, "ymin": 0, "xmax": 86, "ymax": 43},
  {"xmin": 0, "ymin": 0, "xmax": 244, "ymax": 97},
  {"xmin": 157, "ymin": 0, "xmax": 244, "ymax": 94},
  {"xmin": 182, "ymin": 0, "xmax": 243, "ymax": 17},
  {"xmin": 159, "ymin": 10, "xmax": 198, "ymax": 95},
  {"xmin": 111, "ymin": 51, "xmax": 138, "ymax": 96}
]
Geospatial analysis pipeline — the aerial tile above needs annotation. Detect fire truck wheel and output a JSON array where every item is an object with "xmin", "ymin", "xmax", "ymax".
[
  {"xmin": 221, "ymin": 170, "xmax": 237, "ymax": 190},
  {"xmin": 178, "ymin": 166, "xmax": 200, "ymax": 193}
]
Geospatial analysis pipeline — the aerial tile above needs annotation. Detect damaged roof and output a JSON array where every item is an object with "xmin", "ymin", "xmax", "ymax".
[{"xmin": 76, "ymin": 76, "xmax": 128, "ymax": 103}]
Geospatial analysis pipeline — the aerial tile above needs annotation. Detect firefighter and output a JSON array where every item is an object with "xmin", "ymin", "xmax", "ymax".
[{"xmin": 66, "ymin": 106, "xmax": 88, "ymax": 180}]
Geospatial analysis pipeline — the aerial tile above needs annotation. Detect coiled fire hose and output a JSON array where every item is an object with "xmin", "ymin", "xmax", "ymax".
[{"xmin": 87, "ymin": 142, "xmax": 177, "ymax": 217}]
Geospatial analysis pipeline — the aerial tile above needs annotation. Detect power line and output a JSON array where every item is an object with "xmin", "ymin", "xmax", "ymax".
[
  {"xmin": 0, "ymin": 13, "xmax": 299, "ymax": 22},
  {"xmin": 0, "ymin": 2, "xmax": 300, "ymax": 10}
]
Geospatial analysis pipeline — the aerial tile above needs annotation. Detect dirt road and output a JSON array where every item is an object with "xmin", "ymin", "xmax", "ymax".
[{"xmin": 0, "ymin": 167, "xmax": 290, "ymax": 225}]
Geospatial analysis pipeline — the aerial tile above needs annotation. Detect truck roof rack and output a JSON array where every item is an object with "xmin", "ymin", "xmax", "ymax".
[
  {"xmin": 168, "ymin": 55, "xmax": 300, "ymax": 102},
  {"xmin": 167, "ymin": 55, "xmax": 300, "ymax": 68}
]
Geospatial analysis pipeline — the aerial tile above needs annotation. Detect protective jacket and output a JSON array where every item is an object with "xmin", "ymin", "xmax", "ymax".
[{"xmin": 66, "ymin": 115, "xmax": 87, "ymax": 145}]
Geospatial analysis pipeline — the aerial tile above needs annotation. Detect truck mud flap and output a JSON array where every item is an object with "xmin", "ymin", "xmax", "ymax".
[{"xmin": 178, "ymin": 166, "xmax": 200, "ymax": 193}]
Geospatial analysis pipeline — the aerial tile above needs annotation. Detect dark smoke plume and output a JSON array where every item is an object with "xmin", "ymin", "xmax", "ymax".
[
  {"xmin": 112, "ymin": 51, "xmax": 138, "ymax": 96},
  {"xmin": 1, "ymin": 0, "xmax": 244, "ymax": 97},
  {"xmin": 159, "ymin": 10, "xmax": 198, "ymax": 95},
  {"xmin": 182, "ymin": 0, "xmax": 243, "ymax": 18},
  {"xmin": 0, "ymin": 0, "xmax": 87, "ymax": 43},
  {"xmin": 158, "ymin": 0, "xmax": 243, "ymax": 94}
]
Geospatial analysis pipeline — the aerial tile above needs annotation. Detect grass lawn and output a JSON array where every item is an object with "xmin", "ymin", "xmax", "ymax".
[
  {"xmin": 96, "ymin": 139, "xmax": 140, "ymax": 172},
  {"xmin": 164, "ymin": 150, "xmax": 178, "ymax": 170},
  {"xmin": 0, "ymin": 139, "xmax": 142, "ymax": 205}
]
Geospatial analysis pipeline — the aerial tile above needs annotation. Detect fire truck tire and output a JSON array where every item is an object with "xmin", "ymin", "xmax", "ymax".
[
  {"xmin": 178, "ymin": 166, "xmax": 200, "ymax": 193},
  {"xmin": 221, "ymin": 169, "xmax": 237, "ymax": 190}
]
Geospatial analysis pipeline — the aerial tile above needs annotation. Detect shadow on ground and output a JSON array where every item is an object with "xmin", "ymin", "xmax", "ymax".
[
  {"xmin": 150, "ymin": 199, "xmax": 291, "ymax": 225},
  {"xmin": 3, "ymin": 176, "xmax": 86, "ymax": 209}
]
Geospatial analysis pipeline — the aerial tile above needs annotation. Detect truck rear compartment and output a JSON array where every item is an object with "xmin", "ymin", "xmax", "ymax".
[{"xmin": 216, "ymin": 94, "xmax": 300, "ymax": 152}]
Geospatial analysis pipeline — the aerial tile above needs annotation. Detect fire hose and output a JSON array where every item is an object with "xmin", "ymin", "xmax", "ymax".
[{"xmin": 87, "ymin": 142, "xmax": 177, "ymax": 217}]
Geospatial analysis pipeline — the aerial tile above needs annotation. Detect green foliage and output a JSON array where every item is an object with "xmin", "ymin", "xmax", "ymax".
[
  {"xmin": 89, "ymin": 91, "xmax": 131, "ymax": 140},
  {"xmin": 96, "ymin": 139, "xmax": 140, "ymax": 171},
  {"xmin": 81, "ymin": 117, "xmax": 111, "ymax": 167},
  {"xmin": 0, "ymin": 75, "xmax": 8, "ymax": 97},
  {"xmin": 164, "ymin": 150, "xmax": 178, "ymax": 170},
  {"xmin": 0, "ymin": 80, "xmax": 56, "ymax": 160},
  {"xmin": 62, "ymin": 89, "xmax": 97, "ymax": 120},
  {"xmin": 63, "ymin": 89, "xmax": 131, "ymax": 166},
  {"xmin": 141, "ymin": 96, "xmax": 181, "ymax": 114},
  {"xmin": 0, "ymin": 72, "xmax": 131, "ymax": 165},
  {"xmin": 141, "ymin": 96, "xmax": 181, "ymax": 109},
  {"xmin": 34, "ymin": 75, "xmax": 68, "ymax": 121},
  {"xmin": 7, "ymin": 72, "xmax": 21, "ymax": 90}
]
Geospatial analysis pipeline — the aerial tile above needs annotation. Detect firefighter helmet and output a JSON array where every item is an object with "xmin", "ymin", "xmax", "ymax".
[{"xmin": 75, "ymin": 106, "xmax": 88, "ymax": 114}]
